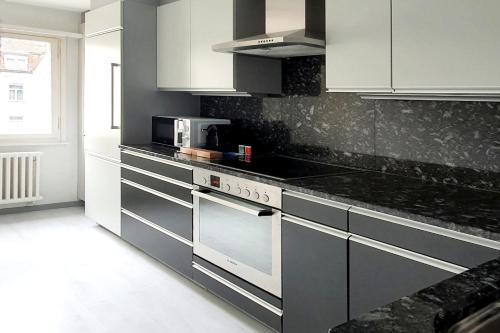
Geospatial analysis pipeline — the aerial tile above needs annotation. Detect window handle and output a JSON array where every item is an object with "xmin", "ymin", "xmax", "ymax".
[{"xmin": 111, "ymin": 63, "xmax": 120, "ymax": 130}]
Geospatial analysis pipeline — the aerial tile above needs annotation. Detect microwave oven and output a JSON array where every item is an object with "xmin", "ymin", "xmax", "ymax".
[{"xmin": 152, "ymin": 116, "xmax": 231, "ymax": 148}]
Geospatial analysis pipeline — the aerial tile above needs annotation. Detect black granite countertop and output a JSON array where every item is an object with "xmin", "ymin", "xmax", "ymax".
[
  {"xmin": 120, "ymin": 144, "xmax": 500, "ymax": 242},
  {"xmin": 330, "ymin": 257, "xmax": 500, "ymax": 333}
]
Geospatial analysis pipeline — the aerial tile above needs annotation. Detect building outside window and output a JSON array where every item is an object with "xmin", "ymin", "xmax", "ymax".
[
  {"xmin": 0, "ymin": 32, "xmax": 63, "ymax": 144},
  {"xmin": 8, "ymin": 84, "xmax": 24, "ymax": 102}
]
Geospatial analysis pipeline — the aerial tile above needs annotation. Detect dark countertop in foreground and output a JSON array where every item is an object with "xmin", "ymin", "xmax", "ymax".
[
  {"xmin": 331, "ymin": 257, "xmax": 500, "ymax": 333},
  {"xmin": 120, "ymin": 144, "xmax": 500, "ymax": 242}
]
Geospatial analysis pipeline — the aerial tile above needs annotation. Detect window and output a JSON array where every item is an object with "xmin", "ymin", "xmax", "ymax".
[
  {"xmin": 0, "ymin": 32, "xmax": 62, "ymax": 143},
  {"xmin": 8, "ymin": 84, "xmax": 24, "ymax": 101}
]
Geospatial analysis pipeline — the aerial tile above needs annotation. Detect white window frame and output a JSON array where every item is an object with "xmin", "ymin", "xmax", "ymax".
[{"xmin": 0, "ymin": 31, "xmax": 65, "ymax": 145}]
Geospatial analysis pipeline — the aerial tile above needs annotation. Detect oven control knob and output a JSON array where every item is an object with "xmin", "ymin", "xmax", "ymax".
[
  {"xmin": 262, "ymin": 194, "xmax": 270, "ymax": 203},
  {"xmin": 243, "ymin": 189, "xmax": 251, "ymax": 197},
  {"xmin": 252, "ymin": 192, "xmax": 260, "ymax": 200},
  {"xmin": 202, "ymin": 177, "xmax": 208, "ymax": 185},
  {"xmin": 235, "ymin": 187, "xmax": 242, "ymax": 195},
  {"xmin": 224, "ymin": 184, "xmax": 231, "ymax": 192}
]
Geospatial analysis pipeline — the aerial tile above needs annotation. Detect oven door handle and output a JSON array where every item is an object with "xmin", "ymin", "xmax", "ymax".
[{"xmin": 191, "ymin": 190, "xmax": 274, "ymax": 217}]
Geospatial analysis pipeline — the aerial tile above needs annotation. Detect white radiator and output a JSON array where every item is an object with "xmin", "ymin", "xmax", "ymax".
[{"xmin": 0, "ymin": 152, "xmax": 43, "ymax": 204}]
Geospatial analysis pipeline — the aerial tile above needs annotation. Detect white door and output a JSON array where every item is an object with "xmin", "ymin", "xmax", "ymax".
[
  {"xmin": 157, "ymin": 0, "xmax": 191, "ymax": 89},
  {"xmin": 392, "ymin": 0, "xmax": 500, "ymax": 94},
  {"xmin": 190, "ymin": 0, "xmax": 234, "ymax": 90},
  {"xmin": 84, "ymin": 30, "xmax": 122, "ymax": 160},
  {"xmin": 326, "ymin": 0, "xmax": 392, "ymax": 93},
  {"xmin": 85, "ymin": 153, "xmax": 121, "ymax": 236}
]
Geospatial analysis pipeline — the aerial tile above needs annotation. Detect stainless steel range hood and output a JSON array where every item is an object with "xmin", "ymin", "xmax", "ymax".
[{"xmin": 213, "ymin": 0, "xmax": 325, "ymax": 58}]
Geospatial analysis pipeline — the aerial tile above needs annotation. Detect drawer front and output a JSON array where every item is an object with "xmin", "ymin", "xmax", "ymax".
[
  {"xmin": 122, "ymin": 182, "xmax": 193, "ymax": 241},
  {"xmin": 122, "ymin": 168, "xmax": 192, "ymax": 203},
  {"xmin": 193, "ymin": 256, "xmax": 282, "ymax": 309},
  {"xmin": 349, "ymin": 239, "xmax": 455, "ymax": 319},
  {"xmin": 121, "ymin": 151, "xmax": 192, "ymax": 184},
  {"xmin": 282, "ymin": 192, "xmax": 349, "ymax": 231},
  {"xmin": 193, "ymin": 263, "xmax": 282, "ymax": 332},
  {"xmin": 121, "ymin": 212, "xmax": 192, "ymax": 279},
  {"xmin": 350, "ymin": 208, "xmax": 500, "ymax": 268}
]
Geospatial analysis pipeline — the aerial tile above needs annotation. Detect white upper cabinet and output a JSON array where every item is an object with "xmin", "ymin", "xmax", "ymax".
[
  {"xmin": 157, "ymin": 0, "xmax": 234, "ymax": 91},
  {"xmin": 157, "ymin": 0, "xmax": 280, "ymax": 94},
  {"xmin": 190, "ymin": 0, "xmax": 234, "ymax": 91},
  {"xmin": 157, "ymin": 0, "xmax": 191, "ymax": 89},
  {"xmin": 85, "ymin": 1, "xmax": 122, "ymax": 36},
  {"xmin": 392, "ymin": 0, "xmax": 500, "ymax": 94},
  {"xmin": 326, "ymin": 0, "xmax": 392, "ymax": 93}
]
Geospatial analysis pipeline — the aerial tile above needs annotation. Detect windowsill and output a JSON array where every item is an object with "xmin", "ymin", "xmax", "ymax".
[{"xmin": 0, "ymin": 142, "xmax": 70, "ymax": 147}]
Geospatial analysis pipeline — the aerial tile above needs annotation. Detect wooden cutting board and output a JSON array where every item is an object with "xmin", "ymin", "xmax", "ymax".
[{"xmin": 180, "ymin": 147, "xmax": 223, "ymax": 159}]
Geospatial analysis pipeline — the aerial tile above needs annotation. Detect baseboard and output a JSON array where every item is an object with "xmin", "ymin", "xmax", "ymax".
[{"xmin": 0, "ymin": 201, "xmax": 84, "ymax": 215}]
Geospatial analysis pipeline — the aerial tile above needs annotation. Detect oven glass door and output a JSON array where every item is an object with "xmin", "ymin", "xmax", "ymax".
[{"xmin": 193, "ymin": 189, "xmax": 281, "ymax": 297}]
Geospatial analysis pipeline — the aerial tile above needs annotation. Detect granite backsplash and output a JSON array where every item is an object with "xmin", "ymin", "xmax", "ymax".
[{"xmin": 200, "ymin": 56, "xmax": 500, "ymax": 192}]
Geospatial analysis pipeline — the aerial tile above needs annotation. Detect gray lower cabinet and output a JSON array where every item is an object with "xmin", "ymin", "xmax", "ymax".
[
  {"xmin": 121, "ymin": 182, "xmax": 193, "ymax": 241},
  {"xmin": 121, "ymin": 212, "xmax": 193, "ymax": 278},
  {"xmin": 282, "ymin": 215, "xmax": 349, "ymax": 333},
  {"xmin": 349, "ymin": 236, "xmax": 461, "ymax": 318},
  {"xmin": 349, "ymin": 208, "xmax": 499, "ymax": 269}
]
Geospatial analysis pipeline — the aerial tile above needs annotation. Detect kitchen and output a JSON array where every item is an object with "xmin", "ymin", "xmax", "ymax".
[{"xmin": 0, "ymin": 0, "xmax": 499, "ymax": 332}]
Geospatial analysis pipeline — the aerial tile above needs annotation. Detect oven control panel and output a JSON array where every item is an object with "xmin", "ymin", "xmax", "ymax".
[{"xmin": 193, "ymin": 168, "xmax": 282, "ymax": 209}]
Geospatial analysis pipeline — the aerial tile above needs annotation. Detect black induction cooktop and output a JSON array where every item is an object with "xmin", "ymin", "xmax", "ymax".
[{"xmin": 212, "ymin": 155, "xmax": 359, "ymax": 181}]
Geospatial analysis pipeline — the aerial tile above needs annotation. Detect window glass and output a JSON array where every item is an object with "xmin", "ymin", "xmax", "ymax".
[{"xmin": 0, "ymin": 33, "xmax": 59, "ymax": 138}]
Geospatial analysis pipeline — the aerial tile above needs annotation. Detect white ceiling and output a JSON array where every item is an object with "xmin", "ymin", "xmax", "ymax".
[{"xmin": 5, "ymin": 0, "xmax": 91, "ymax": 12}]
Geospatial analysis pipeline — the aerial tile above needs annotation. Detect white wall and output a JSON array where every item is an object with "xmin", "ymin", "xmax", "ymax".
[
  {"xmin": 0, "ymin": 1, "xmax": 82, "ymax": 207},
  {"xmin": 0, "ymin": 1, "xmax": 82, "ymax": 32}
]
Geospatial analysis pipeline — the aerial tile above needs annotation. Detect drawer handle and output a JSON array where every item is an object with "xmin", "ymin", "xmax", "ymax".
[
  {"xmin": 350, "ymin": 234, "xmax": 468, "ymax": 274},
  {"xmin": 122, "ymin": 209, "xmax": 193, "ymax": 247},
  {"xmin": 192, "ymin": 263, "xmax": 283, "ymax": 317},
  {"xmin": 192, "ymin": 190, "xmax": 273, "ymax": 217},
  {"xmin": 282, "ymin": 214, "xmax": 349, "ymax": 239}
]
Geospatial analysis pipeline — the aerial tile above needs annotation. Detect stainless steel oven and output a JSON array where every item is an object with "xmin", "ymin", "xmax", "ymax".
[{"xmin": 192, "ymin": 169, "xmax": 282, "ymax": 297}]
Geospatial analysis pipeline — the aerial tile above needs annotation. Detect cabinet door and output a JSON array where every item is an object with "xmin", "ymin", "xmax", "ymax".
[
  {"xmin": 326, "ymin": 0, "xmax": 392, "ymax": 93},
  {"xmin": 392, "ymin": 0, "xmax": 500, "ymax": 93},
  {"xmin": 282, "ymin": 215, "xmax": 348, "ymax": 333},
  {"xmin": 190, "ymin": 0, "xmax": 234, "ymax": 90},
  {"xmin": 349, "ymin": 236, "xmax": 460, "ymax": 319},
  {"xmin": 157, "ymin": 0, "xmax": 191, "ymax": 89},
  {"xmin": 85, "ymin": 1, "xmax": 122, "ymax": 36},
  {"xmin": 84, "ymin": 30, "xmax": 122, "ymax": 160},
  {"xmin": 85, "ymin": 153, "xmax": 121, "ymax": 236}
]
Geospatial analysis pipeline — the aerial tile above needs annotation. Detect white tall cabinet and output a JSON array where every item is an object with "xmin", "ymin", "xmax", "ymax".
[
  {"xmin": 326, "ymin": 0, "xmax": 392, "ymax": 93},
  {"xmin": 392, "ymin": 0, "xmax": 500, "ymax": 94},
  {"xmin": 84, "ymin": 1, "xmax": 122, "ymax": 236}
]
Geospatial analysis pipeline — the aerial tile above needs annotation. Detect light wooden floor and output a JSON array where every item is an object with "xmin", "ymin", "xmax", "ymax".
[{"xmin": 0, "ymin": 207, "xmax": 273, "ymax": 333}]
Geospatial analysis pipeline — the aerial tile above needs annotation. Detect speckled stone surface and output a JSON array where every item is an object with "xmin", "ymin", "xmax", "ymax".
[
  {"xmin": 121, "ymin": 144, "xmax": 500, "ymax": 241},
  {"xmin": 330, "ymin": 258, "xmax": 500, "ymax": 333},
  {"xmin": 200, "ymin": 56, "xmax": 500, "ymax": 192},
  {"xmin": 285, "ymin": 172, "xmax": 500, "ymax": 241}
]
